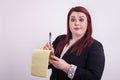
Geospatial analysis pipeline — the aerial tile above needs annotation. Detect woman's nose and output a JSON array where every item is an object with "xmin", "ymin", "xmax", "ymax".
[{"xmin": 75, "ymin": 20, "xmax": 80, "ymax": 26}]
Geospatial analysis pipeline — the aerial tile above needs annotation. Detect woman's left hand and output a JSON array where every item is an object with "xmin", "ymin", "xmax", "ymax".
[{"xmin": 50, "ymin": 55, "xmax": 70, "ymax": 73}]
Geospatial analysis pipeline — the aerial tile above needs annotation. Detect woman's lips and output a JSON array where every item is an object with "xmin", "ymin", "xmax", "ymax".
[{"xmin": 74, "ymin": 28, "xmax": 80, "ymax": 30}]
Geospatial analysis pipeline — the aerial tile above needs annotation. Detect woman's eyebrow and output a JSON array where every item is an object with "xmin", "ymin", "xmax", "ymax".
[
  {"xmin": 70, "ymin": 16, "xmax": 75, "ymax": 18},
  {"xmin": 70, "ymin": 16, "xmax": 85, "ymax": 18},
  {"xmin": 79, "ymin": 16, "xmax": 85, "ymax": 18}
]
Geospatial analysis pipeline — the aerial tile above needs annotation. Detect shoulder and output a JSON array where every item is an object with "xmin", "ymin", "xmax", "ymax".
[
  {"xmin": 52, "ymin": 34, "xmax": 66, "ymax": 46},
  {"xmin": 54, "ymin": 34, "xmax": 66, "ymax": 42},
  {"xmin": 88, "ymin": 39, "xmax": 104, "ymax": 56},
  {"xmin": 91, "ymin": 39, "xmax": 103, "ymax": 48}
]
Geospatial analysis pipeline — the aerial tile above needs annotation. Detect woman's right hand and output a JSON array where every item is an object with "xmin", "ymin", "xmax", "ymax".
[
  {"xmin": 43, "ymin": 43, "xmax": 55, "ymax": 63},
  {"xmin": 43, "ymin": 43, "xmax": 53, "ymax": 50},
  {"xmin": 43, "ymin": 42, "xmax": 54, "ymax": 55}
]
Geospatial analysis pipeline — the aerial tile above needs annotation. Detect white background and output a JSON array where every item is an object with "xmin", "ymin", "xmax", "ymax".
[{"xmin": 0, "ymin": 0, "xmax": 120, "ymax": 80}]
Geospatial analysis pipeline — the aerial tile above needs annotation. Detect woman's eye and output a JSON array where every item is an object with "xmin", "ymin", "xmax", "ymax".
[
  {"xmin": 71, "ymin": 19, "xmax": 75, "ymax": 22},
  {"xmin": 79, "ymin": 18, "xmax": 84, "ymax": 22}
]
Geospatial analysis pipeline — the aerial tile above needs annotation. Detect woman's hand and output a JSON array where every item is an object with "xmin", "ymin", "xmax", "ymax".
[
  {"xmin": 50, "ymin": 55, "xmax": 70, "ymax": 73},
  {"xmin": 43, "ymin": 43, "xmax": 55, "ymax": 63},
  {"xmin": 43, "ymin": 43, "xmax": 53, "ymax": 50},
  {"xmin": 43, "ymin": 42, "xmax": 54, "ymax": 53}
]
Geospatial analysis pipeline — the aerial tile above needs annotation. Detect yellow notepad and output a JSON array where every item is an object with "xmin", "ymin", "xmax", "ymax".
[{"xmin": 31, "ymin": 49, "xmax": 51, "ymax": 78}]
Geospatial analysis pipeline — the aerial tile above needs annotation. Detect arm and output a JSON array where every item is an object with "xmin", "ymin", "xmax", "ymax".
[{"xmin": 73, "ymin": 41, "xmax": 105, "ymax": 80}]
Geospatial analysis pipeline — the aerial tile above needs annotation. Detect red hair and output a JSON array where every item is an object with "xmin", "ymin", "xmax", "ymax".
[{"xmin": 55, "ymin": 6, "xmax": 94, "ymax": 55}]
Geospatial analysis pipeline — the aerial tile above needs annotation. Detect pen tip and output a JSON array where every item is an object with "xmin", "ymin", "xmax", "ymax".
[{"xmin": 49, "ymin": 32, "xmax": 51, "ymax": 36}]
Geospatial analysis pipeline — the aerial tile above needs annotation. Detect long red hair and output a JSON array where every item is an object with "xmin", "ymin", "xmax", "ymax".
[{"xmin": 55, "ymin": 6, "xmax": 94, "ymax": 55}]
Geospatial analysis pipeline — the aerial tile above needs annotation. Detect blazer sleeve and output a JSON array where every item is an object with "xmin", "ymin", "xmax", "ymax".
[{"xmin": 73, "ymin": 41, "xmax": 105, "ymax": 80}]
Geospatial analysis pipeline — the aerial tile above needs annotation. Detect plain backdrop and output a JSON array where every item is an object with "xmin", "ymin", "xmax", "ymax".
[{"xmin": 0, "ymin": 0, "xmax": 120, "ymax": 80}]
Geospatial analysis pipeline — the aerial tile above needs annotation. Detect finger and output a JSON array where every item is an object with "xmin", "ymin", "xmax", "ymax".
[
  {"xmin": 50, "ymin": 47, "xmax": 54, "ymax": 54},
  {"xmin": 43, "ymin": 43, "xmax": 49, "ymax": 49},
  {"xmin": 45, "ymin": 43, "xmax": 52, "ymax": 49},
  {"xmin": 48, "ymin": 43, "xmax": 53, "ymax": 50},
  {"xmin": 43, "ymin": 46, "xmax": 49, "ymax": 50},
  {"xmin": 50, "ymin": 55, "xmax": 59, "ymax": 61},
  {"xmin": 49, "ymin": 59, "xmax": 58, "ymax": 65}
]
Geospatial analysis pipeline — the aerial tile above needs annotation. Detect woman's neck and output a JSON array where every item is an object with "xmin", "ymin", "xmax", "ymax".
[{"xmin": 72, "ymin": 35, "xmax": 83, "ymax": 42}]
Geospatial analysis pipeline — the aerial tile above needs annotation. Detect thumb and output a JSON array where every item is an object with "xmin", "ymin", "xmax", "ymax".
[{"xmin": 51, "ymin": 56, "xmax": 59, "ymax": 61}]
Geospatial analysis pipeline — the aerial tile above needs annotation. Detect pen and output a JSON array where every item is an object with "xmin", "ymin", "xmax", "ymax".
[
  {"xmin": 49, "ymin": 32, "xmax": 52, "ymax": 45},
  {"xmin": 49, "ymin": 32, "xmax": 54, "ymax": 55}
]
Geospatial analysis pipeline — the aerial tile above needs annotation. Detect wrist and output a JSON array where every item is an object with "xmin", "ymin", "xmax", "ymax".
[{"xmin": 63, "ymin": 63, "xmax": 70, "ymax": 73}]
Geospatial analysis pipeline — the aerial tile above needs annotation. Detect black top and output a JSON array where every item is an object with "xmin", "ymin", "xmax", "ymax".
[{"xmin": 49, "ymin": 35, "xmax": 105, "ymax": 80}]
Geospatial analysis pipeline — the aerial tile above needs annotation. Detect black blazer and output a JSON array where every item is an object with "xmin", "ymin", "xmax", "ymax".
[{"xmin": 49, "ymin": 35, "xmax": 105, "ymax": 80}]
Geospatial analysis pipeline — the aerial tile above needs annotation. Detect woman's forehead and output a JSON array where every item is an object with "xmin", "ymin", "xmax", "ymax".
[{"xmin": 70, "ymin": 12, "xmax": 86, "ymax": 18}]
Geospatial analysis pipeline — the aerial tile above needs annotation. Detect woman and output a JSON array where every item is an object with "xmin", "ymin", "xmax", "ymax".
[{"xmin": 43, "ymin": 6, "xmax": 105, "ymax": 80}]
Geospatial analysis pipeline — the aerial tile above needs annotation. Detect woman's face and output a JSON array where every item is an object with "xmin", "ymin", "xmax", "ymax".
[{"xmin": 69, "ymin": 12, "xmax": 88, "ymax": 39}]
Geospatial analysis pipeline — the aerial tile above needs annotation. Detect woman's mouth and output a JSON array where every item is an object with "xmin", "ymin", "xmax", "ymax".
[{"xmin": 74, "ymin": 28, "xmax": 80, "ymax": 30}]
